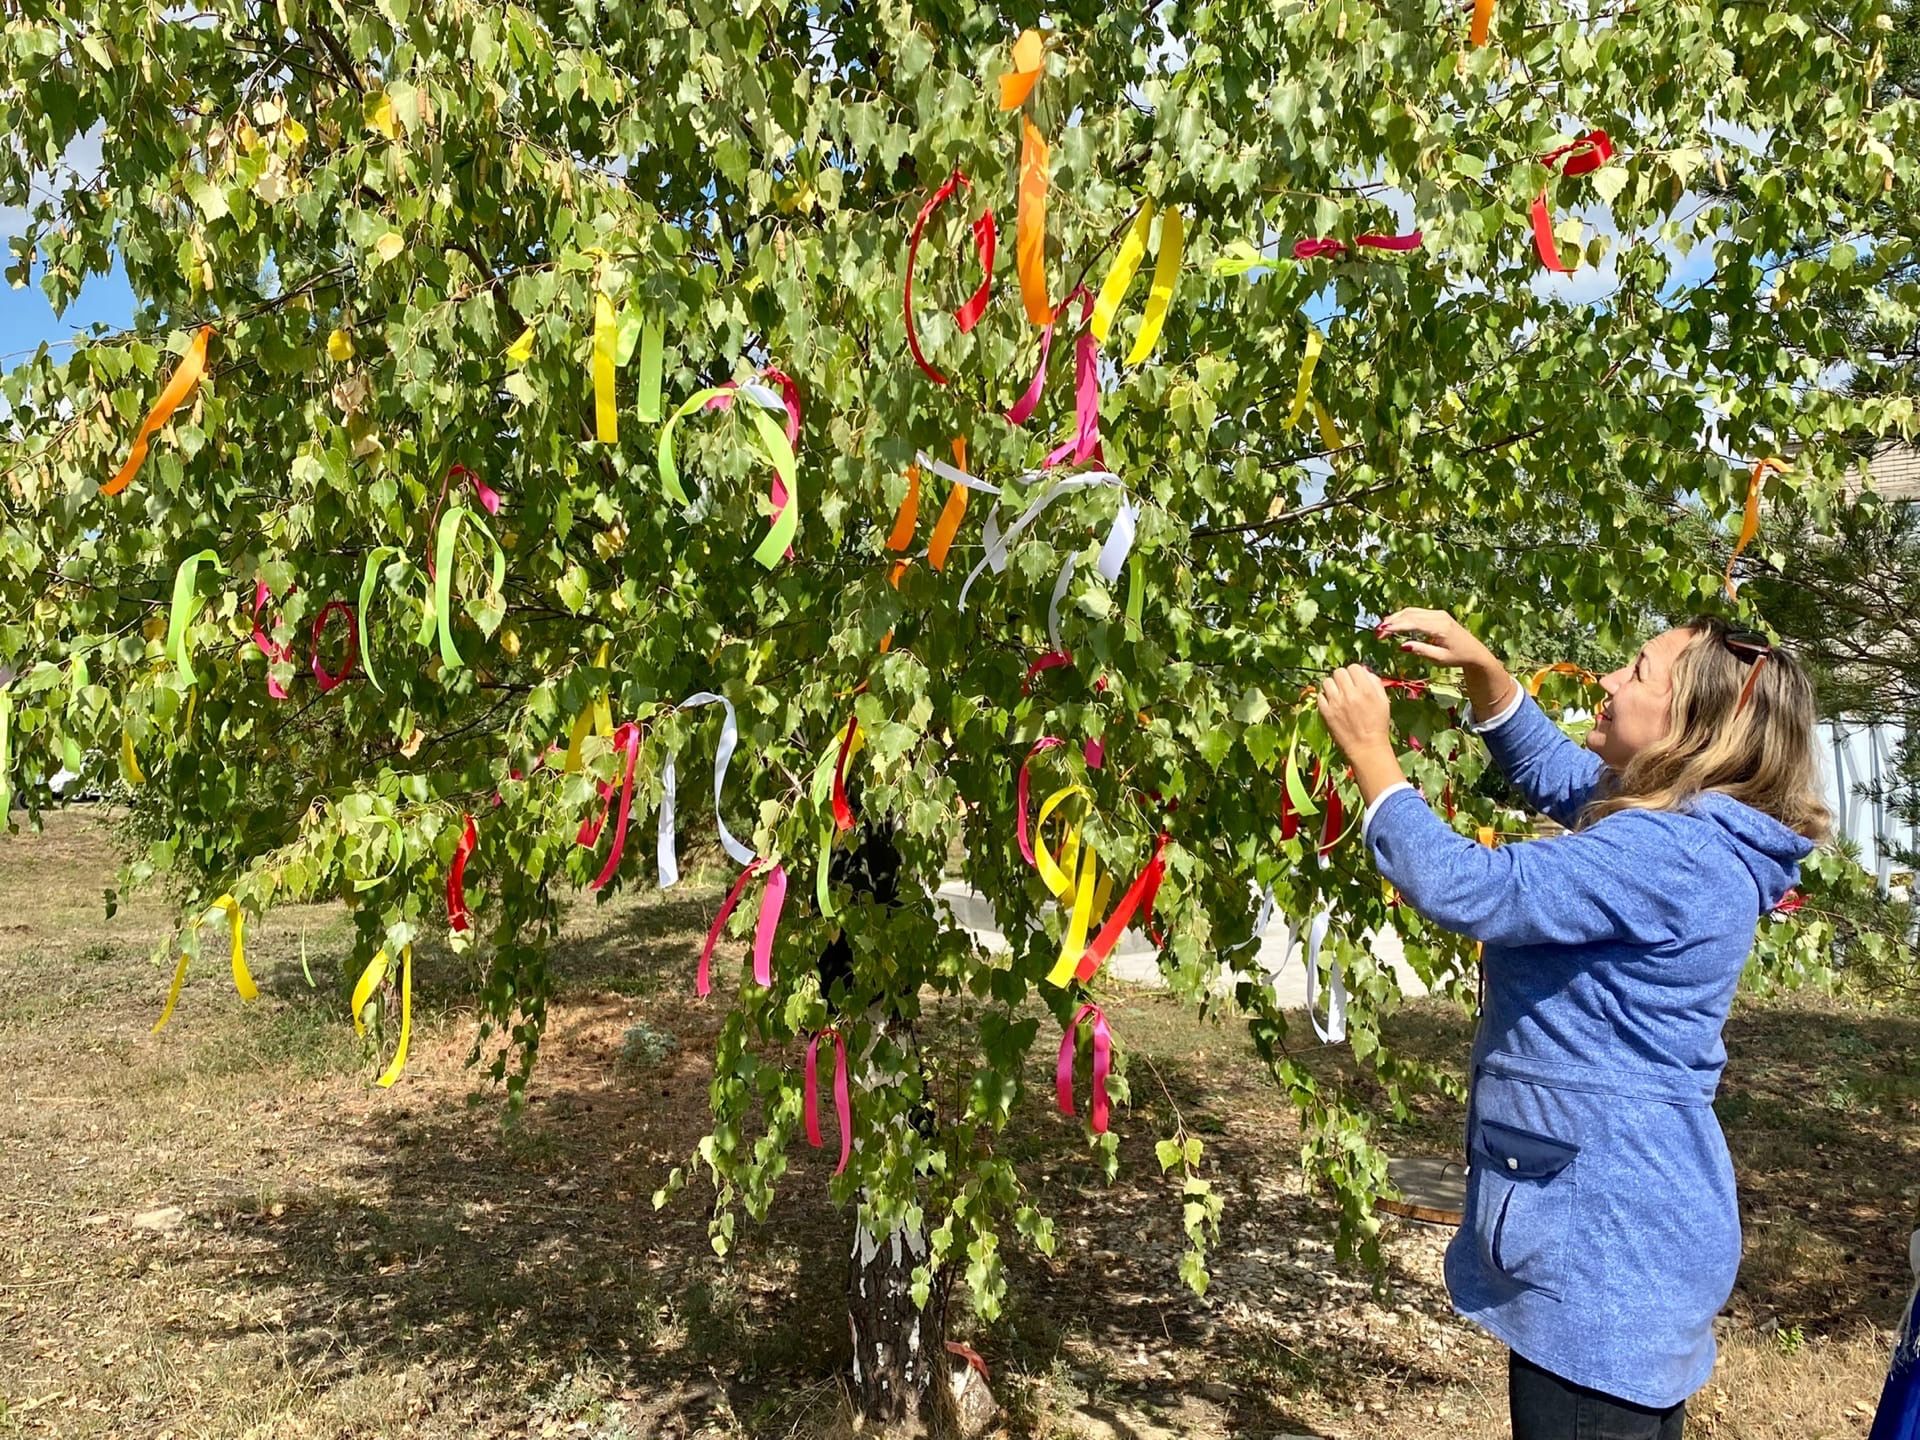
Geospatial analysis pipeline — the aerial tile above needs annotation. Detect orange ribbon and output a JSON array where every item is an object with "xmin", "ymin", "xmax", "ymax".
[
  {"xmin": 1000, "ymin": 29, "xmax": 1044, "ymax": 110},
  {"xmin": 1017, "ymin": 117, "xmax": 1052, "ymax": 327},
  {"xmin": 887, "ymin": 466, "xmax": 921, "ymax": 552},
  {"xmin": 1725, "ymin": 457, "xmax": 1787, "ymax": 598},
  {"xmin": 1526, "ymin": 662, "xmax": 1599, "ymax": 697},
  {"xmin": 927, "ymin": 437, "xmax": 970, "ymax": 572},
  {"xmin": 1469, "ymin": 0, "xmax": 1494, "ymax": 46},
  {"xmin": 103, "ymin": 326, "xmax": 214, "ymax": 496}
]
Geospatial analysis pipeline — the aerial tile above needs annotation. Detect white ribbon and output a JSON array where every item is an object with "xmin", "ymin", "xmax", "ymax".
[
  {"xmin": 959, "ymin": 470, "xmax": 1128, "ymax": 611},
  {"xmin": 1047, "ymin": 550, "xmax": 1078, "ymax": 652},
  {"xmin": 914, "ymin": 449, "xmax": 1002, "ymax": 494},
  {"xmin": 1303, "ymin": 906, "xmax": 1348, "ymax": 1044},
  {"xmin": 1096, "ymin": 499, "xmax": 1139, "ymax": 583},
  {"xmin": 657, "ymin": 756, "xmax": 679, "ymax": 889},
  {"xmin": 736, "ymin": 382, "xmax": 787, "ymax": 414},
  {"xmin": 659, "ymin": 691, "xmax": 756, "ymax": 888}
]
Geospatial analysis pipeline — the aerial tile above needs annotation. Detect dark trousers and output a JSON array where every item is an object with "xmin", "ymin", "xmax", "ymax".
[{"xmin": 1510, "ymin": 1350, "xmax": 1687, "ymax": 1439}]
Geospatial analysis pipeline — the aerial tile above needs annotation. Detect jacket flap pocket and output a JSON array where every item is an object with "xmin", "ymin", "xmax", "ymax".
[{"xmin": 1474, "ymin": 1118, "xmax": 1578, "ymax": 1181}]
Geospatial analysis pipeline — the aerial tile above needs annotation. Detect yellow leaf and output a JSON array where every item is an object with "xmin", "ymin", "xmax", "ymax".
[
  {"xmin": 327, "ymin": 329, "xmax": 354, "ymax": 362},
  {"xmin": 373, "ymin": 232, "xmax": 404, "ymax": 262},
  {"xmin": 505, "ymin": 326, "xmax": 535, "ymax": 364},
  {"xmin": 283, "ymin": 117, "xmax": 308, "ymax": 149},
  {"xmin": 366, "ymin": 93, "xmax": 399, "ymax": 139}
]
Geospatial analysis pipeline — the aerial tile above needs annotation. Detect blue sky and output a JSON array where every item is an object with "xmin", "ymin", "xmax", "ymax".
[{"xmin": 0, "ymin": 259, "xmax": 136, "ymax": 363}]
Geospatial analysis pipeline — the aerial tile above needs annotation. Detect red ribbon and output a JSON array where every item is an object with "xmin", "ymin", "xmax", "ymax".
[
  {"xmin": 425, "ymin": 463, "xmax": 501, "ymax": 575},
  {"xmin": 904, "ymin": 168, "xmax": 998, "ymax": 386},
  {"xmin": 252, "ymin": 580, "xmax": 293, "ymax": 700},
  {"xmin": 1773, "ymin": 889, "xmax": 1805, "ymax": 916},
  {"xmin": 1074, "ymin": 832, "xmax": 1169, "ymax": 984},
  {"xmin": 309, "ymin": 600, "xmax": 358, "ymax": 692},
  {"xmin": 1016, "ymin": 736, "xmax": 1066, "ymax": 866},
  {"xmin": 804, "ymin": 1026, "xmax": 853, "ymax": 1174},
  {"xmin": 579, "ymin": 722, "xmax": 642, "ymax": 891},
  {"xmin": 696, "ymin": 858, "xmax": 788, "ymax": 995},
  {"xmin": 1043, "ymin": 288, "xmax": 1102, "ymax": 469},
  {"xmin": 832, "ymin": 714, "xmax": 860, "ymax": 832},
  {"xmin": 1056, "ymin": 1002, "xmax": 1112, "ymax": 1134},
  {"xmin": 448, "ymin": 812, "xmax": 477, "ymax": 933},
  {"xmin": 1532, "ymin": 130, "xmax": 1613, "ymax": 273},
  {"xmin": 1291, "ymin": 231, "xmax": 1424, "ymax": 260},
  {"xmin": 1023, "ymin": 650, "xmax": 1073, "ymax": 693},
  {"xmin": 1320, "ymin": 783, "xmax": 1346, "ymax": 860}
]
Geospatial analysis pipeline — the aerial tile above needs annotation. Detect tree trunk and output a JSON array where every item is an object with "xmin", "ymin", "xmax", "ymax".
[{"xmin": 848, "ymin": 1219, "xmax": 949, "ymax": 1430}]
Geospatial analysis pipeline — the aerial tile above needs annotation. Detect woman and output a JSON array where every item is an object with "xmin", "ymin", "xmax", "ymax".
[{"xmin": 1316, "ymin": 608, "xmax": 1831, "ymax": 1440}]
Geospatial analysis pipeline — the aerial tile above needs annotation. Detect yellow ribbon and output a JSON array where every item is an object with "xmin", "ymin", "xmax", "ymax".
[
  {"xmin": 1091, "ymin": 204, "xmax": 1185, "ymax": 366},
  {"xmin": 1313, "ymin": 400, "xmax": 1344, "ymax": 453},
  {"xmin": 1034, "ymin": 785, "xmax": 1088, "ymax": 899},
  {"xmin": 152, "ymin": 895, "xmax": 256, "ymax": 1033},
  {"xmin": 563, "ymin": 642, "xmax": 615, "ymax": 773},
  {"xmin": 1285, "ymin": 326, "xmax": 1325, "ymax": 431},
  {"xmin": 121, "ymin": 729, "xmax": 146, "ymax": 786},
  {"xmin": 593, "ymin": 292, "xmax": 618, "ymax": 443},
  {"xmin": 1045, "ymin": 840, "xmax": 1101, "ymax": 986},
  {"xmin": 351, "ymin": 944, "xmax": 414, "ymax": 1087}
]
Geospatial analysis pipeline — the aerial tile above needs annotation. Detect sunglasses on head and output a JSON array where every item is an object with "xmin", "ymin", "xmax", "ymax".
[{"xmin": 1722, "ymin": 630, "xmax": 1772, "ymax": 712}]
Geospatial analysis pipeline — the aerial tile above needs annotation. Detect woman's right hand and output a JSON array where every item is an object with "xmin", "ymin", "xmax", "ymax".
[
  {"xmin": 1376, "ymin": 608, "xmax": 1496, "ymax": 670},
  {"xmin": 1376, "ymin": 607, "xmax": 1518, "ymax": 719}
]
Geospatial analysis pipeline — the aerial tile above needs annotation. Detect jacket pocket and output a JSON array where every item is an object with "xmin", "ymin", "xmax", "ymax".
[{"xmin": 1469, "ymin": 1117, "xmax": 1579, "ymax": 1299}]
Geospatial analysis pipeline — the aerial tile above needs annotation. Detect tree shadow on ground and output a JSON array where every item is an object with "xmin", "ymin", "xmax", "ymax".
[{"xmin": 174, "ymin": 907, "xmax": 1440, "ymax": 1437}]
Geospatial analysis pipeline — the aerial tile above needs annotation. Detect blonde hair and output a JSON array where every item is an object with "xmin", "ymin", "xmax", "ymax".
[{"xmin": 1580, "ymin": 617, "xmax": 1832, "ymax": 842}]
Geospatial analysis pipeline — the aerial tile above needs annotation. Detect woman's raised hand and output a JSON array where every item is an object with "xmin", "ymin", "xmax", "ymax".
[{"xmin": 1376, "ymin": 608, "xmax": 1495, "ymax": 671}]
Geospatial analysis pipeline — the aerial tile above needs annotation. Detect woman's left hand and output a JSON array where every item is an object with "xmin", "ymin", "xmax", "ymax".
[{"xmin": 1317, "ymin": 664, "xmax": 1392, "ymax": 760}]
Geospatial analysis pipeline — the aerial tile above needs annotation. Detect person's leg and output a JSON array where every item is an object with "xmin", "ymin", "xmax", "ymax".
[
  {"xmin": 1508, "ymin": 1350, "xmax": 1688, "ymax": 1439},
  {"xmin": 1509, "ymin": 1350, "xmax": 1579, "ymax": 1439}
]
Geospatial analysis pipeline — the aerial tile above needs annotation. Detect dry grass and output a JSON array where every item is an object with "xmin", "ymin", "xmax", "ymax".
[{"xmin": 0, "ymin": 809, "xmax": 1908, "ymax": 1439}]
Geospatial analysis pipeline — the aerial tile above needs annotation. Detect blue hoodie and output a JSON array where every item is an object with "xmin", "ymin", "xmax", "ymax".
[{"xmin": 1366, "ymin": 693, "xmax": 1813, "ymax": 1408}]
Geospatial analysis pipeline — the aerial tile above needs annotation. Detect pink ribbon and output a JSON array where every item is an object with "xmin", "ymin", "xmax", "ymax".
[
  {"xmin": 1016, "ymin": 736, "xmax": 1065, "ymax": 866},
  {"xmin": 309, "ymin": 600, "xmax": 357, "ymax": 692},
  {"xmin": 1083, "ymin": 737, "xmax": 1105, "ymax": 769},
  {"xmin": 1056, "ymin": 1002, "xmax": 1112, "ymax": 1134},
  {"xmin": 425, "ymin": 463, "xmax": 501, "ymax": 576},
  {"xmin": 1022, "ymin": 650, "xmax": 1073, "ymax": 692},
  {"xmin": 579, "ymin": 722, "xmax": 642, "ymax": 891},
  {"xmin": 252, "ymin": 580, "xmax": 293, "ymax": 699},
  {"xmin": 1006, "ymin": 323, "xmax": 1054, "ymax": 425},
  {"xmin": 1043, "ymin": 289, "xmax": 1101, "ymax": 470},
  {"xmin": 447, "ymin": 812, "xmax": 477, "ymax": 933},
  {"xmin": 1291, "ymin": 231, "xmax": 1424, "ymax": 260},
  {"xmin": 804, "ymin": 1026, "xmax": 852, "ymax": 1174},
  {"xmin": 696, "ymin": 858, "xmax": 788, "ymax": 995}
]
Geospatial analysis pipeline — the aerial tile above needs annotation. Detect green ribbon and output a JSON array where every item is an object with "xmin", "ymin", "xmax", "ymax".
[
  {"xmin": 0, "ymin": 688, "xmax": 13, "ymax": 820},
  {"xmin": 431, "ymin": 506, "xmax": 506, "ymax": 671},
  {"xmin": 1126, "ymin": 551, "xmax": 1145, "ymax": 629},
  {"xmin": 746, "ymin": 405, "xmax": 799, "ymax": 570},
  {"xmin": 657, "ymin": 385, "xmax": 733, "ymax": 508},
  {"xmin": 637, "ymin": 317, "xmax": 664, "ymax": 423},
  {"xmin": 1284, "ymin": 720, "xmax": 1322, "ymax": 820},
  {"xmin": 356, "ymin": 544, "xmax": 405, "ymax": 693},
  {"xmin": 349, "ymin": 812, "xmax": 405, "ymax": 892},
  {"xmin": 658, "ymin": 388, "xmax": 802, "ymax": 569},
  {"xmin": 166, "ymin": 548, "xmax": 224, "ymax": 687}
]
